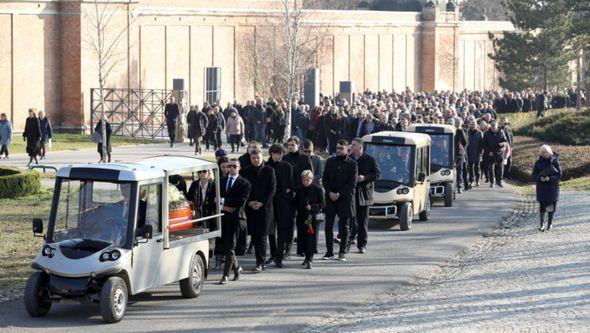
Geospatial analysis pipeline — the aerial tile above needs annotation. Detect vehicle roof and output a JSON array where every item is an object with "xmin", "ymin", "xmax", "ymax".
[
  {"xmin": 407, "ymin": 124, "xmax": 456, "ymax": 135},
  {"xmin": 362, "ymin": 131, "xmax": 431, "ymax": 146},
  {"xmin": 56, "ymin": 156, "xmax": 218, "ymax": 182}
]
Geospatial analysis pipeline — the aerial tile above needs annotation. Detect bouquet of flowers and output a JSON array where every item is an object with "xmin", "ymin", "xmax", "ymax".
[{"xmin": 168, "ymin": 186, "xmax": 188, "ymax": 210}]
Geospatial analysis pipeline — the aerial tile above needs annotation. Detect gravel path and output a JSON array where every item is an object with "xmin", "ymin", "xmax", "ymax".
[{"xmin": 304, "ymin": 190, "xmax": 590, "ymax": 333}]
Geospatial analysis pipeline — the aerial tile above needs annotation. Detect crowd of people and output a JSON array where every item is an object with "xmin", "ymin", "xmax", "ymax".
[{"xmin": 167, "ymin": 87, "xmax": 567, "ymax": 286}]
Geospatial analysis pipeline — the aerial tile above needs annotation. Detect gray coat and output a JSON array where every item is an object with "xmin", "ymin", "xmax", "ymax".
[
  {"xmin": 466, "ymin": 129, "xmax": 483, "ymax": 163},
  {"xmin": 309, "ymin": 154, "xmax": 324, "ymax": 186},
  {"xmin": 0, "ymin": 120, "xmax": 11, "ymax": 145}
]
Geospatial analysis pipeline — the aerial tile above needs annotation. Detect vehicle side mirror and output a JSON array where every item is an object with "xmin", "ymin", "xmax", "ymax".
[
  {"xmin": 418, "ymin": 172, "xmax": 426, "ymax": 182},
  {"xmin": 136, "ymin": 224, "xmax": 153, "ymax": 240},
  {"xmin": 32, "ymin": 218, "xmax": 43, "ymax": 236}
]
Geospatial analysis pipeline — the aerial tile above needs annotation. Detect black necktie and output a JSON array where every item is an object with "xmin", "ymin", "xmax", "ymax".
[{"xmin": 226, "ymin": 177, "xmax": 234, "ymax": 192}]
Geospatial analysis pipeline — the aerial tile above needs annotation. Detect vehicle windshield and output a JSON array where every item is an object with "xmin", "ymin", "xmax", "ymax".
[
  {"xmin": 430, "ymin": 134, "xmax": 452, "ymax": 168},
  {"xmin": 365, "ymin": 143, "xmax": 414, "ymax": 185},
  {"xmin": 51, "ymin": 179, "xmax": 134, "ymax": 247}
]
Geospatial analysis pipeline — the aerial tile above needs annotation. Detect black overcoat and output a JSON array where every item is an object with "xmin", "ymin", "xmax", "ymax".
[
  {"xmin": 354, "ymin": 153, "xmax": 381, "ymax": 207},
  {"xmin": 466, "ymin": 129, "xmax": 484, "ymax": 163},
  {"xmin": 219, "ymin": 175, "xmax": 251, "ymax": 251},
  {"xmin": 242, "ymin": 164, "xmax": 276, "ymax": 236},
  {"xmin": 532, "ymin": 153, "xmax": 562, "ymax": 203},
  {"xmin": 23, "ymin": 117, "xmax": 41, "ymax": 156},
  {"xmin": 322, "ymin": 155, "xmax": 358, "ymax": 217},
  {"xmin": 283, "ymin": 151, "xmax": 313, "ymax": 188},
  {"xmin": 267, "ymin": 159, "xmax": 295, "ymax": 229}
]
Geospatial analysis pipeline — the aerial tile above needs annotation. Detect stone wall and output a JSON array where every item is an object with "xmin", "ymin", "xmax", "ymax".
[{"xmin": 0, "ymin": 0, "xmax": 514, "ymax": 131}]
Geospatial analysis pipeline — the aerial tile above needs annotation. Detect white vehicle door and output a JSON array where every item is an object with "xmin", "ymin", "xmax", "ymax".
[{"xmin": 131, "ymin": 183, "xmax": 163, "ymax": 294}]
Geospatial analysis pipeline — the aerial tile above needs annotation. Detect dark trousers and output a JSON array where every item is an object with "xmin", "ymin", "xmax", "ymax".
[
  {"xmin": 221, "ymin": 217, "xmax": 239, "ymax": 277},
  {"xmin": 252, "ymin": 234, "xmax": 267, "ymax": 266},
  {"xmin": 0, "ymin": 145, "xmax": 8, "ymax": 157},
  {"xmin": 467, "ymin": 161, "xmax": 480, "ymax": 183},
  {"xmin": 39, "ymin": 140, "xmax": 46, "ymax": 157},
  {"xmin": 167, "ymin": 124, "xmax": 176, "ymax": 143},
  {"xmin": 303, "ymin": 223, "xmax": 318, "ymax": 262},
  {"xmin": 230, "ymin": 134, "xmax": 242, "ymax": 152},
  {"xmin": 349, "ymin": 217, "xmax": 357, "ymax": 245},
  {"xmin": 276, "ymin": 226, "xmax": 291, "ymax": 260},
  {"xmin": 327, "ymin": 133, "xmax": 338, "ymax": 155},
  {"xmin": 215, "ymin": 130, "xmax": 222, "ymax": 149},
  {"xmin": 254, "ymin": 124, "xmax": 264, "ymax": 145},
  {"xmin": 487, "ymin": 160, "xmax": 503, "ymax": 185},
  {"xmin": 481, "ymin": 161, "xmax": 489, "ymax": 181},
  {"xmin": 204, "ymin": 132, "xmax": 214, "ymax": 150},
  {"xmin": 355, "ymin": 205, "xmax": 369, "ymax": 249},
  {"xmin": 296, "ymin": 213, "xmax": 305, "ymax": 255},
  {"xmin": 325, "ymin": 214, "xmax": 349, "ymax": 255},
  {"xmin": 504, "ymin": 155, "xmax": 512, "ymax": 179}
]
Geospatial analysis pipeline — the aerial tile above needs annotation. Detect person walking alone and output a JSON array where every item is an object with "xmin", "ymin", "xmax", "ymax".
[
  {"xmin": 164, "ymin": 97, "xmax": 180, "ymax": 147},
  {"xmin": 0, "ymin": 113, "xmax": 12, "ymax": 159},
  {"xmin": 95, "ymin": 116, "xmax": 112, "ymax": 163},
  {"xmin": 532, "ymin": 145, "xmax": 562, "ymax": 231},
  {"xmin": 23, "ymin": 108, "xmax": 41, "ymax": 166}
]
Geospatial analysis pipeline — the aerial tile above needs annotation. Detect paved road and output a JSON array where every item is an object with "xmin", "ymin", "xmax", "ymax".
[
  {"xmin": 0, "ymin": 143, "xmax": 518, "ymax": 332},
  {"xmin": 306, "ymin": 191, "xmax": 590, "ymax": 333}
]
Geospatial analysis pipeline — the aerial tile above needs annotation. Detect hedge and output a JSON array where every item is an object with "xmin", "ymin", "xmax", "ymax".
[{"xmin": 0, "ymin": 167, "xmax": 41, "ymax": 199}]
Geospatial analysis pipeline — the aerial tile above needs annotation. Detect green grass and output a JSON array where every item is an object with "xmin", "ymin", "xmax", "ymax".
[
  {"xmin": 561, "ymin": 176, "xmax": 590, "ymax": 191},
  {"xmin": 502, "ymin": 108, "xmax": 590, "ymax": 145},
  {"xmin": 0, "ymin": 188, "xmax": 53, "ymax": 293},
  {"xmin": 9, "ymin": 133, "xmax": 164, "ymax": 154}
]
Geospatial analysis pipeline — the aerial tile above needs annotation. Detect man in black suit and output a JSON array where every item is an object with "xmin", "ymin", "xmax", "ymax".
[
  {"xmin": 164, "ymin": 96, "xmax": 180, "ymax": 147},
  {"xmin": 349, "ymin": 138, "xmax": 380, "ymax": 254},
  {"xmin": 322, "ymin": 139, "xmax": 358, "ymax": 261},
  {"xmin": 219, "ymin": 159, "xmax": 251, "ymax": 285},
  {"xmin": 241, "ymin": 149, "xmax": 277, "ymax": 272},
  {"xmin": 282, "ymin": 136, "xmax": 313, "ymax": 257}
]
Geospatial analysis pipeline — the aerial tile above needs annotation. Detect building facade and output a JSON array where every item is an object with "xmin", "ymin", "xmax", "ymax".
[{"xmin": 0, "ymin": 0, "xmax": 513, "ymax": 131}]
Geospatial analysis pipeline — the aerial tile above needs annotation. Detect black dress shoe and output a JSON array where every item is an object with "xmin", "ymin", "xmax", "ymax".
[
  {"xmin": 306, "ymin": 261, "xmax": 312, "ymax": 269},
  {"xmin": 219, "ymin": 276, "xmax": 229, "ymax": 285},
  {"xmin": 265, "ymin": 257, "xmax": 275, "ymax": 265},
  {"xmin": 275, "ymin": 261, "xmax": 283, "ymax": 268},
  {"xmin": 233, "ymin": 267, "xmax": 242, "ymax": 281}
]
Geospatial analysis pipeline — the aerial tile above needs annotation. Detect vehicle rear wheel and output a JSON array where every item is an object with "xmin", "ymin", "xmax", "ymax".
[
  {"xmin": 444, "ymin": 183, "xmax": 453, "ymax": 207},
  {"xmin": 100, "ymin": 276, "xmax": 128, "ymax": 323},
  {"xmin": 419, "ymin": 195, "xmax": 431, "ymax": 221},
  {"xmin": 399, "ymin": 203, "xmax": 413, "ymax": 231},
  {"xmin": 180, "ymin": 253, "xmax": 205, "ymax": 298},
  {"xmin": 24, "ymin": 271, "xmax": 52, "ymax": 317}
]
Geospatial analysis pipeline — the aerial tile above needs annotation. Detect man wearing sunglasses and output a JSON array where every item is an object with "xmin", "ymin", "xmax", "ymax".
[{"xmin": 219, "ymin": 160, "xmax": 251, "ymax": 285}]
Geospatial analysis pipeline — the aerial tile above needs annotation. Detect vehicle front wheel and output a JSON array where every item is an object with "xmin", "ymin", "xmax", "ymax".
[
  {"xmin": 399, "ymin": 203, "xmax": 413, "ymax": 231},
  {"xmin": 419, "ymin": 195, "xmax": 431, "ymax": 221},
  {"xmin": 100, "ymin": 276, "xmax": 128, "ymax": 323},
  {"xmin": 24, "ymin": 271, "xmax": 52, "ymax": 317},
  {"xmin": 444, "ymin": 183, "xmax": 453, "ymax": 207},
  {"xmin": 180, "ymin": 253, "xmax": 205, "ymax": 298}
]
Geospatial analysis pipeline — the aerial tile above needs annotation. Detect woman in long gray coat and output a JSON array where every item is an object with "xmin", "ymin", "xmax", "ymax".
[
  {"xmin": 532, "ymin": 145, "xmax": 562, "ymax": 231},
  {"xmin": 0, "ymin": 113, "xmax": 12, "ymax": 159}
]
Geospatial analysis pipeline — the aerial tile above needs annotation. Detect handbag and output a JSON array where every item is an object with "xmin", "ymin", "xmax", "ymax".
[{"xmin": 92, "ymin": 130, "xmax": 103, "ymax": 143}]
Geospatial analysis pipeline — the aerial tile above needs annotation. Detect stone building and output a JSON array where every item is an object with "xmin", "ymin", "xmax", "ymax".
[{"xmin": 0, "ymin": 0, "xmax": 513, "ymax": 132}]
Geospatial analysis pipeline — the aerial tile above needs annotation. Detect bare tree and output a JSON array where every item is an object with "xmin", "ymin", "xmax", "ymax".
[
  {"xmin": 82, "ymin": 0, "xmax": 135, "ymax": 162},
  {"xmin": 241, "ymin": 0, "xmax": 331, "ymax": 140}
]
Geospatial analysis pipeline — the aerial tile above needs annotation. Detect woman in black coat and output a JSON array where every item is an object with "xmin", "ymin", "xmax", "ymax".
[
  {"xmin": 95, "ymin": 117, "xmax": 112, "ymax": 163},
  {"xmin": 187, "ymin": 170, "xmax": 220, "ymax": 267},
  {"xmin": 532, "ymin": 145, "xmax": 562, "ymax": 231},
  {"xmin": 23, "ymin": 108, "xmax": 41, "ymax": 166},
  {"xmin": 294, "ymin": 170, "xmax": 325, "ymax": 269}
]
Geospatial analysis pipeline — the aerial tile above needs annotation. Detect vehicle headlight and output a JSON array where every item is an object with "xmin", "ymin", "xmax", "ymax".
[
  {"xmin": 99, "ymin": 250, "xmax": 121, "ymax": 262},
  {"xmin": 42, "ymin": 245, "xmax": 56, "ymax": 258},
  {"xmin": 110, "ymin": 250, "xmax": 121, "ymax": 260},
  {"xmin": 441, "ymin": 169, "xmax": 451, "ymax": 176},
  {"xmin": 396, "ymin": 188, "xmax": 410, "ymax": 195}
]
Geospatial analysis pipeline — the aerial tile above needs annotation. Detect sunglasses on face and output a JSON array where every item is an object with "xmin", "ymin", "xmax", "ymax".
[
  {"xmin": 336, "ymin": 146, "xmax": 347, "ymax": 150},
  {"xmin": 227, "ymin": 165, "xmax": 238, "ymax": 169},
  {"xmin": 303, "ymin": 150, "xmax": 312, "ymax": 154}
]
